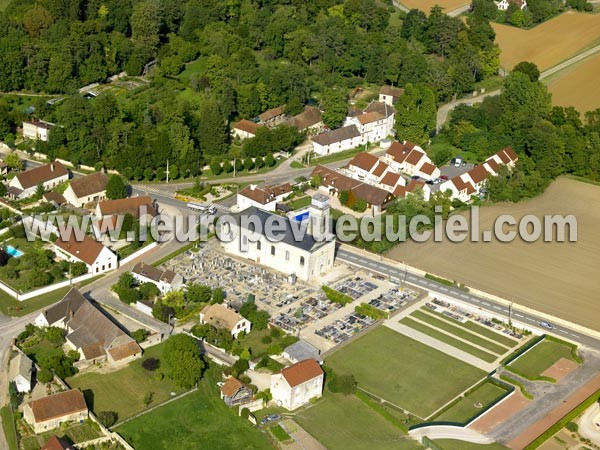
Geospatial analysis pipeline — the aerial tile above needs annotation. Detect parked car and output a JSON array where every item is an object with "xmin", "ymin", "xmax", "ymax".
[
  {"xmin": 260, "ymin": 414, "xmax": 282, "ymax": 425},
  {"xmin": 539, "ymin": 321, "xmax": 553, "ymax": 330},
  {"xmin": 440, "ymin": 175, "xmax": 449, "ymax": 180},
  {"xmin": 454, "ymin": 156, "xmax": 462, "ymax": 167}
]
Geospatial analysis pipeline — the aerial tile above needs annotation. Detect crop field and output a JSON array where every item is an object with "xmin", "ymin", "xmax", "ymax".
[
  {"xmin": 388, "ymin": 178, "xmax": 600, "ymax": 332},
  {"xmin": 547, "ymin": 52, "xmax": 600, "ymax": 113},
  {"xmin": 326, "ymin": 327, "xmax": 486, "ymax": 418},
  {"xmin": 508, "ymin": 339, "xmax": 578, "ymax": 379},
  {"xmin": 398, "ymin": 0, "xmax": 468, "ymax": 14},
  {"xmin": 492, "ymin": 12, "xmax": 600, "ymax": 71}
]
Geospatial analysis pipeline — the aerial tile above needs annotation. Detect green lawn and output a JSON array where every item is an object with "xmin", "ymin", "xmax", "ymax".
[
  {"xmin": 508, "ymin": 339, "xmax": 578, "ymax": 379},
  {"xmin": 423, "ymin": 308, "xmax": 518, "ymax": 347},
  {"xmin": 295, "ymin": 392, "xmax": 422, "ymax": 450},
  {"xmin": 433, "ymin": 381, "xmax": 510, "ymax": 423},
  {"xmin": 286, "ymin": 196, "xmax": 312, "ymax": 210},
  {"xmin": 236, "ymin": 328, "xmax": 296, "ymax": 359},
  {"xmin": 0, "ymin": 406, "xmax": 17, "ymax": 450},
  {"xmin": 411, "ymin": 311, "xmax": 509, "ymax": 355},
  {"xmin": 326, "ymin": 327, "xmax": 486, "ymax": 418},
  {"xmin": 20, "ymin": 421, "xmax": 101, "ymax": 450},
  {"xmin": 118, "ymin": 365, "xmax": 271, "ymax": 450},
  {"xmin": 399, "ymin": 317, "xmax": 498, "ymax": 363},
  {"xmin": 270, "ymin": 424, "xmax": 291, "ymax": 442},
  {"xmin": 433, "ymin": 439, "xmax": 510, "ymax": 450},
  {"xmin": 308, "ymin": 146, "xmax": 367, "ymax": 167},
  {"xmin": 67, "ymin": 343, "xmax": 185, "ymax": 421}
]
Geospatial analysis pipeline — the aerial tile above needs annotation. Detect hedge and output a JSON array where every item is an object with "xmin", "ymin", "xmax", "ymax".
[
  {"xmin": 501, "ymin": 334, "xmax": 545, "ymax": 366},
  {"xmin": 499, "ymin": 374, "xmax": 534, "ymax": 400},
  {"xmin": 355, "ymin": 390, "xmax": 409, "ymax": 433},
  {"xmin": 503, "ymin": 365, "xmax": 556, "ymax": 383},
  {"xmin": 321, "ymin": 286, "xmax": 353, "ymax": 305},
  {"xmin": 524, "ymin": 387, "xmax": 600, "ymax": 449},
  {"xmin": 545, "ymin": 335, "xmax": 582, "ymax": 364},
  {"xmin": 355, "ymin": 303, "xmax": 387, "ymax": 320}
]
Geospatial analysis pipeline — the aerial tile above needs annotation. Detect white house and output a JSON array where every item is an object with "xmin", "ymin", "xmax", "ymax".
[
  {"xmin": 63, "ymin": 171, "xmax": 108, "ymax": 208},
  {"xmin": 496, "ymin": 0, "xmax": 526, "ymax": 10},
  {"xmin": 344, "ymin": 102, "xmax": 395, "ymax": 145},
  {"xmin": 131, "ymin": 262, "xmax": 183, "ymax": 294},
  {"xmin": 414, "ymin": 162, "xmax": 441, "ymax": 181},
  {"xmin": 311, "ymin": 125, "xmax": 362, "ymax": 156},
  {"xmin": 236, "ymin": 183, "xmax": 292, "ymax": 212},
  {"xmin": 379, "ymin": 85, "xmax": 405, "ymax": 106},
  {"xmin": 22, "ymin": 120, "xmax": 54, "ymax": 142},
  {"xmin": 9, "ymin": 353, "xmax": 33, "ymax": 393},
  {"xmin": 258, "ymin": 105, "xmax": 287, "ymax": 128},
  {"xmin": 222, "ymin": 195, "xmax": 336, "ymax": 281},
  {"xmin": 345, "ymin": 152, "xmax": 392, "ymax": 185},
  {"xmin": 383, "ymin": 141, "xmax": 437, "ymax": 178},
  {"xmin": 287, "ymin": 106, "xmax": 324, "ymax": 135},
  {"xmin": 7, "ymin": 161, "xmax": 69, "ymax": 199},
  {"xmin": 486, "ymin": 147, "xmax": 519, "ymax": 170},
  {"xmin": 54, "ymin": 233, "xmax": 117, "ymax": 274},
  {"xmin": 232, "ymin": 120, "xmax": 262, "ymax": 141},
  {"xmin": 440, "ymin": 176, "xmax": 477, "ymax": 203},
  {"xmin": 199, "ymin": 304, "xmax": 251, "ymax": 338},
  {"xmin": 271, "ymin": 359, "xmax": 324, "ymax": 410}
]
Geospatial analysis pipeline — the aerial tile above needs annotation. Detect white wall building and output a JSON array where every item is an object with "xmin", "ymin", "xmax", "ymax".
[
  {"xmin": 271, "ymin": 359, "xmax": 324, "ymax": 410},
  {"xmin": 232, "ymin": 119, "xmax": 262, "ymax": 141},
  {"xmin": 311, "ymin": 125, "xmax": 362, "ymax": 156},
  {"xmin": 222, "ymin": 195, "xmax": 336, "ymax": 281},
  {"xmin": 344, "ymin": 102, "xmax": 395, "ymax": 146},
  {"xmin": 131, "ymin": 262, "xmax": 183, "ymax": 294},
  {"xmin": 8, "ymin": 161, "xmax": 69, "ymax": 199},
  {"xmin": 200, "ymin": 304, "xmax": 251, "ymax": 338},
  {"xmin": 236, "ymin": 183, "xmax": 292, "ymax": 212},
  {"xmin": 379, "ymin": 86, "xmax": 405, "ymax": 106},
  {"xmin": 22, "ymin": 120, "xmax": 54, "ymax": 142},
  {"xmin": 54, "ymin": 233, "xmax": 117, "ymax": 274},
  {"xmin": 63, "ymin": 171, "xmax": 107, "ymax": 208},
  {"xmin": 9, "ymin": 353, "xmax": 33, "ymax": 393},
  {"xmin": 496, "ymin": 0, "xmax": 526, "ymax": 10}
]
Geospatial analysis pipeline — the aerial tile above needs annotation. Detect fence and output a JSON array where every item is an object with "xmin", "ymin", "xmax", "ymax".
[
  {"xmin": 421, "ymin": 436, "xmax": 443, "ymax": 450},
  {"xmin": 119, "ymin": 241, "xmax": 158, "ymax": 266}
]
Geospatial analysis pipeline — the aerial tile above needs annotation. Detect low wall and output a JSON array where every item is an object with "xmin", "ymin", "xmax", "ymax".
[{"xmin": 119, "ymin": 242, "xmax": 158, "ymax": 266}]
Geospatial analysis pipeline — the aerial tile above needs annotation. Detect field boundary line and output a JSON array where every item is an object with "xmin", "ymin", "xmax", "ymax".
[
  {"xmin": 111, "ymin": 386, "xmax": 198, "ymax": 429},
  {"xmin": 424, "ymin": 376, "xmax": 489, "ymax": 421},
  {"xmin": 356, "ymin": 386, "xmax": 426, "ymax": 421}
]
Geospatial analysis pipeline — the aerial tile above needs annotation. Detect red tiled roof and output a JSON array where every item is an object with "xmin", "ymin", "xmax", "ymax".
[
  {"xmin": 379, "ymin": 86, "xmax": 405, "ymax": 98},
  {"xmin": 221, "ymin": 377, "xmax": 246, "ymax": 397},
  {"xmin": 349, "ymin": 152, "xmax": 379, "ymax": 172},
  {"xmin": 406, "ymin": 180, "xmax": 425, "ymax": 192},
  {"xmin": 97, "ymin": 196, "xmax": 156, "ymax": 218},
  {"xmin": 386, "ymin": 141, "xmax": 418, "ymax": 164},
  {"xmin": 15, "ymin": 161, "xmax": 68, "ymax": 190},
  {"xmin": 405, "ymin": 149, "xmax": 426, "ymax": 166},
  {"xmin": 380, "ymin": 171, "xmax": 400, "ymax": 187},
  {"xmin": 54, "ymin": 233, "xmax": 105, "ymax": 266},
  {"xmin": 27, "ymin": 390, "xmax": 87, "ymax": 423},
  {"xmin": 485, "ymin": 159, "xmax": 500, "ymax": 174},
  {"xmin": 41, "ymin": 436, "xmax": 75, "ymax": 450},
  {"xmin": 393, "ymin": 185, "xmax": 406, "ymax": 198},
  {"xmin": 69, "ymin": 172, "xmax": 107, "ymax": 199},
  {"xmin": 259, "ymin": 105, "xmax": 286, "ymax": 122},
  {"xmin": 356, "ymin": 111, "xmax": 384, "ymax": 125},
  {"xmin": 419, "ymin": 162, "xmax": 436, "ymax": 176},
  {"xmin": 372, "ymin": 161, "xmax": 389, "ymax": 177},
  {"xmin": 279, "ymin": 359, "xmax": 323, "ymax": 388},
  {"xmin": 468, "ymin": 165, "xmax": 489, "ymax": 184},
  {"xmin": 234, "ymin": 119, "xmax": 261, "ymax": 135}
]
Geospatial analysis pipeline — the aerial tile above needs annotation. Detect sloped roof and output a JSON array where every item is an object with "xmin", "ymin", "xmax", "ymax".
[
  {"xmin": 259, "ymin": 105, "xmax": 286, "ymax": 122},
  {"xmin": 9, "ymin": 353, "xmax": 32, "ymax": 382},
  {"xmin": 43, "ymin": 192, "xmax": 66, "ymax": 205},
  {"xmin": 380, "ymin": 172, "xmax": 401, "ymax": 187},
  {"xmin": 54, "ymin": 233, "xmax": 106, "ymax": 266},
  {"xmin": 364, "ymin": 101, "xmax": 394, "ymax": 118},
  {"xmin": 419, "ymin": 162, "xmax": 437, "ymax": 176},
  {"xmin": 221, "ymin": 377, "xmax": 248, "ymax": 397},
  {"xmin": 351, "ymin": 183, "xmax": 394, "ymax": 206},
  {"xmin": 41, "ymin": 436, "xmax": 75, "ymax": 450},
  {"xmin": 312, "ymin": 165, "xmax": 361, "ymax": 192},
  {"xmin": 284, "ymin": 340, "xmax": 321, "ymax": 363},
  {"xmin": 97, "ymin": 196, "xmax": 156, "ymax": 218},
  {"xmin": 15, "ymin": 161, "xmax": 68, "ymax": 190},
  {"xmin": 348, "ymin": 152, "xmax": 379, "ymax": 172},
  {"xmin": 201, "ymin": 304, "xmax": 245, "ymax": 331},
  {"xmin": 233, "ymin": 119, "xmax": 261, "ymax": 135},
  {"xmin": 485, "ymin": 158, "xmax": 500, "ymax": 174},
  {"xmin": 379, "ymin": 85, "xmax": 405, "ymax": 98},
  {"xmin": 311, "ymin": 126, "xmax": 360, "ymax": 146},
  {"xmin": 279, "ymin": 359, "xmax": 323, "ymax": 388},
  {"xmin": 468, "ymin": 165, "xmax": 489, "ymax": 184},
  {"xmin": 405, "ymin": 148, "xmax": 426, "ymax": 166},
  {"xmin": 40, "ymin": 288, "xmax": 87, "ymax": 325},
  {"xmin": 68, "ymin": 172, "xmax": 108, "ymax": 199},
  {"xmin": 26, "ymin": 390, "xmax": 87, "ymax": 423},
  {"xmin": 386, "ymin": 141, "xmax": 418, "ymax": 164},
  {"xmin": 288, "ymin": 106, "xmax": 322, "ymax": 130},
  {"xmin": 356, "ymin": 111, "xmax": 384, "ymax": 125},
  {"xmin": 132, "ymin": 262, "xmax": 178, "ymax": 284},
  {"xmin": 371, "ymin": 160, "xmax": 389, "ymax": 177}
]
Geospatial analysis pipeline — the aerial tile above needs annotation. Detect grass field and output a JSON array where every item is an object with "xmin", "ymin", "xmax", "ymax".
[
  {"xmin": 434, "ymin": 381, "xmax": 509, "ymax": 423},
  {"xmin": 433, "ymin": 439, "xmax": 510, "ymax": 450},
  {"xmin": 387, "ymin": 178, "xmax": 600, "ymax": 332},
  {"xmin": 67, "ymin": 343, "xmax": 185, "ymax": 421},
  {"xmin": 399, "ymin": 317, "xmax": 498, "ymax": 363},
  {"xmin": 21, "ymin": 422, "xmax": 101, "ymax": 450},
  {"xmin": 399, "ymin": 0, "xmax": 468, "ymax": 14},
  {"xmin": 286, "ymin": 196, "xmax": 311, "ymax": 210},
  {"xmin": 411, "ymin": 310, "xmax": 509, "ymax": 354},
  {"xmin": 295, "ymin": 392, "xmax": 421, "ymax": 450},
  {"xmin": 326, "ymin": 327, "xmax": 486, "ymax": 418},
  {"xmin": 0, "ymin": 406, "xmax": 17, "ymax": 450},
  {"xmin": 423, "ymin": 309, "xmax": 518, "ymax": 347},
  {"xmin": 118, "ymin": 366, "xmax": 271, "ymax": 450},
  {"xmin": 508, "ymin": 339, "xmax": 578, "ymax": 379},
  {"xmin": 546, "ymin": 52, "xmax": 600, "ymax": 113},
  {"xmin": 492, "ymin": 12, "xmax": 600, "ymax": 71}
]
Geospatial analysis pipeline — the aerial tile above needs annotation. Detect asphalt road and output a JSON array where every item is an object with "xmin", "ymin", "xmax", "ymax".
[{"xmin": 336, "ymin": 246, "xmax": 600, "ymax": 350}]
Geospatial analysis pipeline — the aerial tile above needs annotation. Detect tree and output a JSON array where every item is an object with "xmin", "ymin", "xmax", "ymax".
[
  {"xmin": 211, "ymin": 287, "xmax": 225, "ymax": 304},
  {"xmin": 265, "ymin": 154, "xmax": 276, "ymax": 167},
  {"xmin": 321, "ymin": 89, "xmax": 348, "ymax": 129},
  {"xmin": 243, "ymin": 156, "xmax": 254, "ymax": 171},
  {"xmin": 4, "ymin": 154, "xmax": 23, "ymax": 172},
  {"xmin": 186, "ymin": 283, "xmax": 212, "ymax": 303},
  {"xmin": 143, "ymin": 167, "xmax": 154, "ymax": 180},
  {"xmin": 70, "ymin": 262, "xmax": 87, "ymax": 277},
  {"xmin": 142, "ymin": 357, "xmax": 160, "ymax": 371},
  {"xmin": 106, "ymin": 175, "xmax": 127, "ymax": 200},
  {"xmin": 97, "ymin": 411, "xmax": 118, "ymax": 427},
  {"xmin": 163, "ymin": 334, "xmax": 205, "ymax": 388},
  {"xmin": 328, "ymin": 374, "xmax": 357, "ymax": 395},
  {"xmin": 339, "ymin": 191, "xmax": 350, "ymax": 205},
  {"xmin": 394, "ymin": 83, "xmax": 437, "ymax": 145},
  {"xmin": 513, "ymin": 61, "xmax": 540, "ymax": 82},
  {"xmin": 37, "ymin": 368, "xmax": 53, "ymax": 384},
  {"xmin": 231, "ymin": 358, "xmax": 249, "ymax": 377},
  {"xmin": 132, "ymin": 329, "xmax": 149, "ymax": 343}
]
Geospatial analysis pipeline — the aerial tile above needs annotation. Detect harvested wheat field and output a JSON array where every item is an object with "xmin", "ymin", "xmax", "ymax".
[
  {"xmin": 547, "ymin": 53, "xmax": 600, "ymax": 113},
  {"xmin": 399, "ymin": 0, "xmax": 468, "ymax": 13},
  {"xmin": 493, "ymin": 12, "xmax": 600, "ymax": 71},
  {"xmin": 387, "ymin": 177, "xmax": 600, "ymax": 331}
]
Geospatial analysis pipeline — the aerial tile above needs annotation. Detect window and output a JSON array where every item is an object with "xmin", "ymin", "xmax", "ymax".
[
  {"xmin": 285, "ymin": 251, "xmax": 289, "ymax": 261},
  {"xmin": 300, "ymin": 256, "xmax": 305, "ymax": 266},
  {"xmin": 257, "ymin": 240, "xmax": 261, "ymax": 250},
  {"xmin": 271, "ymin": 245, "xmax": 275, "ymax": 256}
]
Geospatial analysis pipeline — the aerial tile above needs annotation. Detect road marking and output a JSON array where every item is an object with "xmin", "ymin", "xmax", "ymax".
[
  {"xmin": 482, "ymin": 302, "xmax": 490, "ymax": 306},
  {"xmin": 514, "ymin": 314, "xmax": 524, "ymax": 318},
  {"xmin": 460, "ymin": 294, "xmax": 470, "ymax": 299}
]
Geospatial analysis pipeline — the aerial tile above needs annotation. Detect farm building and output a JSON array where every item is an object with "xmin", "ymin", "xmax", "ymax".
[
  {"xmin": 271, "ymin": 359, "xmax": 324, "ymax": 410},
  {"xmin": 23, "ymin": 390, "xmax": 88, "ymax": 433}
]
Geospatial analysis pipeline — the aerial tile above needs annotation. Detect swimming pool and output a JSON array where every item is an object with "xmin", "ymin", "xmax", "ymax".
[{"xmin": 6, "ymin": 245, "xmax": 23, "ymax": 258}]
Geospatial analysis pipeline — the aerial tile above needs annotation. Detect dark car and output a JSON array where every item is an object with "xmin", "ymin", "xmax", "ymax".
[{"xmin": 260, "ymin": 414, "xmax": 282, "ymax": 425}]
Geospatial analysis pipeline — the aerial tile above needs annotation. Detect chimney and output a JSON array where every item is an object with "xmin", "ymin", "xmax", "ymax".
[
  {"xmin": 50, "ymin": 163, "xmax": 54, "ymax": 172},
  {"xmin": 250, "ymin": 184, "xmax": 256, "ymax": 191},
  {"xmin": 69, "ymin": 308, "xmax": 74, "ymax": 320}
]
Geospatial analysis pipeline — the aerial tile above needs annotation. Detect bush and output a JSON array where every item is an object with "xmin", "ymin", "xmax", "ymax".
[
  {"xmin": 240, "ymin": 407, "xmax": 250, "ymax": 419},
  {"xmin": 565, "ymin": 422, "xmax": 578, "ymax": 433},
  {"xmin": 142, "ymin": 357, "xmax": 160, "ymax": 371},
  {"xmin": 37, "ymin": 368, "xmax": 53, "ymax": 384},
  {"xmin": 321, "ymin": 286, "xmax": 353, "ymax": 305},
  {"xmin": 267, "ymin": 343, "xmax": 283, "ymax": 355},
  {"xmin": 232, "ymin": 358, "xmax": 249, "ymax": 377},
  {"xmin": 97, "ymin": 411, "xmax": 118, "ymax": 427},
  {"xmin": 328, "ymin": 374, "xmax": 357, "ymax": 395},
  {"xmin": 131, "ymin": 329, "xmax": 149, "ymax": 343},
  {"xmin": 261, "ymin": 335, "xmax": 272, "ymax": 344},
  {"xmin": 269, "ymin": 327, "xmax": 283, "ymax": 338}
]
